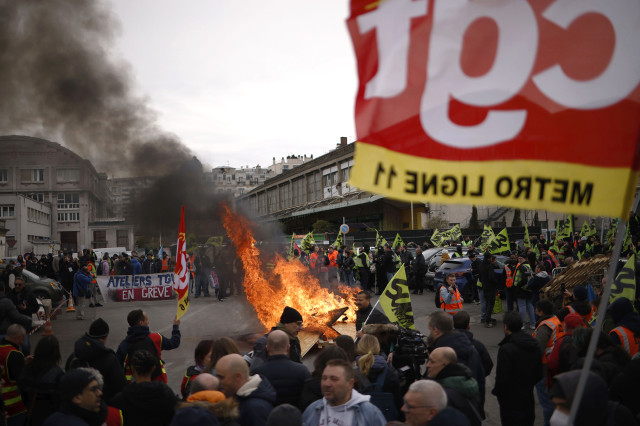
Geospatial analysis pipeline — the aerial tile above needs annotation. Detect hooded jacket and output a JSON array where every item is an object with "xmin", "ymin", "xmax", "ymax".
[
  {"xmin": 235, "ymin": 374, "xmax": 276, "ymax": 426},
  {"xmin": 72, "ymin": 334, "xmax": 126, "ymax": 402},
  {"xmin": 115, "ymin": 324, "xmax": 181, "ymax": 367},
  {"xmin": 110, "ymin": 381, "xmax": 178, "ymax": 426},
  {"xmin": 458, "ymin": 329, "xmax": 493, "ymax": 376},
  {"xmin": 302, "ymin": 388, "xmax": 386, "ymax": 426},
  {"xmin": 492, "ymin": 331, "xmax": 542, "ymax": 404},
  {"xmin": 175, "ymin": 398, "xmax": 240, "ymax": 426},
  {"xmin": 430, "ymin": 331, "xmax": 485, "ymax": 401},
  {"xmin": 251, "ymin": 354, "xmax": 310, "ymax": 407},
  {"xmin": 43, "ymin": 400, "xmax": 108, "ymax": 426},
  {"xmin": 608, "ymin": 298, "xmax": 640, "ymax": 351},
  {"xmin": 434, "ymin": 363, "xmax": 482, "ymax": 426}
]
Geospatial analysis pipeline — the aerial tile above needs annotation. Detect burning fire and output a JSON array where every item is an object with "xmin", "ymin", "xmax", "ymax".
[{"xmin": 221, "ymin": 204, "xmax": 358, "ymax": 337}]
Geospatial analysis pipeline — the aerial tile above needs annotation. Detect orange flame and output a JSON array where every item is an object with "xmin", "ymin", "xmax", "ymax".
[{"xmin": 221, "ymin": 203, "xmax": 358, "ymax": 336}]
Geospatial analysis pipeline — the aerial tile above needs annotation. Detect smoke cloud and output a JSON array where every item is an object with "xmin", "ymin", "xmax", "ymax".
[{"xmin": 0, "ymin": 0, "xmax": 191, "ymax": 176}]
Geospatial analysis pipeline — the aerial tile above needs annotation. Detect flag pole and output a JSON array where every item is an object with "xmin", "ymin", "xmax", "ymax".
[{"xmin": 567, "ymin": 218, "xmax": 627, "ymax": 425}]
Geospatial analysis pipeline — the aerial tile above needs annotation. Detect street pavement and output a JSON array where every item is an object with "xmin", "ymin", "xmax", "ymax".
[{"xmin": 33, "ymin": 289, "xmax": 544, "ymax": 425}]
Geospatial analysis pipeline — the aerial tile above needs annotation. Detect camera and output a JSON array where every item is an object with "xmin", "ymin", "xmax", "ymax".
[{"xmin": 393, "ymin": 327, "xmax": 428, "ymax": 392}]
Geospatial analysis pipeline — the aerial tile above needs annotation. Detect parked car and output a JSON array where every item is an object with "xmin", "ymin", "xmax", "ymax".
[
  {"xmin": 424, "ymin": 247, "xmax": 469, "ymax": 289},
  {"xmin": 433, "ymin": 255, "xmax": 508, "ymax": 300},
  {"xmin": 0, "ymin": 263, "xmax": 65, "ymax": 304}
]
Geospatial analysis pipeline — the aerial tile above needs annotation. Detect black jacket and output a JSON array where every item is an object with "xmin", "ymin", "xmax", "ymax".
[
  {"xmin": 110, "ymin": 381, "xmax": 178, "ymax": 426},
  {"xmin": 430, "ymin": 331, "xmax": 485, "ymax": 398},
  {"xmin": 413, "ymin": 254, "xmax": 427, "ymax": 277},
  {"xmin": 250, "ymin": 354, "xmax": 310, "ymax": 407},
  {"xmin": 492, "ymin": 331, "xmax": 542, "ymax": 404},
  {"xmin": 71, "ymin": 334, "xmax": 127, "ymax": 403},
  {"xmin": 459, "ymin": 329, "xmax": 493, "ymax": 376},
  {"xmin": 299, "ymin": 377, "xmax": 322, "ymax": 411},
  {"xmin": 478, "ymin": 258, "xmax": 498, "ymax": 294},
  {"xmin": 19, "ymin": 365, "xmax": 64, "ymax": 425},
  {"xmin": 433, "ymin": 363, "xmax": 482, "ymax": 426},
  {"xmin": 355, "ymin": 304, "xmax": 390, "ymax": 331}
]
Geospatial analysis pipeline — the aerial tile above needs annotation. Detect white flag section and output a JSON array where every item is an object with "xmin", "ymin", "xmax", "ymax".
[
  {"xmin": 96, "ymin": 273, "xmax": 175, "ymax": 302},
  {"xmin": 174, "ymin": 206, "xmax": 190, "ymax": 319}
]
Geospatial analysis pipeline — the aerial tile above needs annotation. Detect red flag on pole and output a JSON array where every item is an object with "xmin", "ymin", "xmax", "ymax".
[{"xmin": 174, "ymin": 206, "xmax": 189, "ymax": 319}]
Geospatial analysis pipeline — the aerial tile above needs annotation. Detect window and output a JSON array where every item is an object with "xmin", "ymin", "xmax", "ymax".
[
  {"xmin": 27, "ymin": 207, "xmax": 49, "ymax": 224},
  {"xmin": 57, "ymin": 168, "xmax": 80, "ymax": 182},
  {"xmin": 0, "ymin": 205, "xmax": 15, "ymax": 218},
  {"xmin": 27, "ymin": 193, "xmax": 44, "ymax": 203},
  {"xmin": 93, "ymin": 230, "xmax": 106, "ymax": 247},
  {"xmin": 117, "ymin": 229, "xmax": 129, "ymax": 248},
  {"xmin": 0, "ymin": 169, "xmax": 7, "ymax": 183},
  {"xmin": 20, "ymin": 169, "xmax": 44, "ymax": 183},
  {"xmin": 57, "ymin": 212, "xmax": 79, "ymax": 222},
  {"xmin": 57, "ymin": 193, "xmax": 79, "ymax": 209}
]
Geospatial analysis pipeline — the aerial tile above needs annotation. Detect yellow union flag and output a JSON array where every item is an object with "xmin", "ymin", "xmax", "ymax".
[
  {"xmin": 431, "ymin": 229, "xmax": 444, "ymax": 247},
  {"xmin": 378, "ymin": 265, "xmax": 414, "ymax": 330},
  {"xmin": 610, "ymin": 254, "xmax": 636, "ymax": 306},
  {"xmin": 489, "ymin": 228, "xmax": 510, "ymax": 254},
  {"xmin": 478, "ymin": 225, "xmax": 496, "ymax": 251}
]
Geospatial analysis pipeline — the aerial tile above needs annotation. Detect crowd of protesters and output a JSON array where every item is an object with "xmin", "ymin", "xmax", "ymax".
[{"xmin": 0, "ymin": 220, "xmax": 639, "ymax": 425}]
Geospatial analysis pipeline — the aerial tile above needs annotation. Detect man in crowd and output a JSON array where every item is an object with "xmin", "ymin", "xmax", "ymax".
[
  {"xmin": 250, "ymin": 329, "xmax": 310, "ymax": 407},
  {"xmin": 252, "ymin": 306, "xmax": 304, "ymax": 370},
  {"xmin": 412, "ymin": 247, "xmax": 427, "ymax": 295},
  {"xmin": 73, "ymin": 265, "xmax": 92, "ymax": 321},
  {"xmin": 478, "ymin": 254, "xmax": 498, "ymax": 327},
  {"xmin": 7, "ymin": 274, "xmax": 39, "ymax": 318},
  {"xmin": 0, "ymin": 324, "xmax": 27, "ymax": 425},
  {"xmin": 355, "ymin": 246, "xmax": 371, "ymax": 291},
  {"xmin": 503, "ymin": 253, "xmax": 519, "ymax": 312},
  {"xmin": 116, "ymin": 309, "xmax": 181, "ymax": 383},
  {"xmin": 426, "ymin": 347, "xmax": 482, "ymax": 426},
  {"xmin": 215, "ymin": 353, "xmax": 275, "ymax": 426},
  {"xmin": 439, "ymin": 274, "xmax": 463, "ymax": 315},
  {"xmin": 302, "ymin": 359, "xmax": 386, "ymax": 425},
  {"xmin": 355, "ymin": 290, "xmax": 389, "ymax": 336},
  {"xmin": 43, "ymin": 368, "xmax": 107, "ymax": 425},
  {"xmin": 141, "ymin": 252, "xmax": 157, "ymax": 274},
  {"xmin": 401, "ymin": 380, "xmax": 470, "ymax": 426},
  {"xmin": 492, "ymin": 311, "xmax": 542, "ymax": 426},
  {"xmin": 69, "ymin": 318, "xmax": 127, "ymax": 404}
]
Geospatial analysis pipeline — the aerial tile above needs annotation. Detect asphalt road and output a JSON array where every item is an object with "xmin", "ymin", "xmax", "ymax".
[{"xmin": 32, "ymin": 290, "xmax": 543, "ymax": 425}]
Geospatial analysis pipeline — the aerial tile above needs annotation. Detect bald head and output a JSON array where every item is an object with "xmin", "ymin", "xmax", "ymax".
[
  {"xmin": 433, "ymin": 347, "xmax": 457, "ymax": 365},
  {"xmin": 190, "ymin": 373, "xmax": 220, "ymax": 395},
  {"xmin": 408, "ymin": 380, "xmax": 447, "ymax": 411},
  {"xmin": 267, "ymin": 330, "xmax": 290, "ymax": 355},
  {"xmin": 5, "ymin": 324, "xmax": 26, "ymax": 346},
  {"xmin": 426, "ymin": 347, "xmax": 456, "ymax": 379},
  {"xmin": 215, "ymin": 354, "xmax": 249, "ymax": 397}
]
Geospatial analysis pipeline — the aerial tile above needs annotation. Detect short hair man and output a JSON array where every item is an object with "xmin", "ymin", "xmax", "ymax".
[
  {"xmin": 251, "ymin": 330, "xmax": 310, "ymax": 407},
  {"xmin": 402, "ymin": 380, "xmax": 469, "ymax": 426},
  {"xmin": 302, "ymin": 359, "xmax": 386, "ymax": 425},
  {"xmin": 115, "ymin": 309, "xmax": 181, "ymax": 383},
  {"xmin": 355, "ymin": 290, "xmax": 390, "ymax": 335},
  {"xmin": 492, "ymin": 311, "xmax": 542, "ymax": 426},
  {"xmin": 43, "ymin": 368, "xmax": 106, "ymax": 425},
  {"xmin": 215, "ymin": 353, "xmax": 275, "ymax": 426}
]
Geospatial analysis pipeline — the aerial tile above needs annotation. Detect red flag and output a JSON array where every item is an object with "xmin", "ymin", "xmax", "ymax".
[{"xmin": 174, "ymin": 206, "xmax": 189, "ymax": 319}]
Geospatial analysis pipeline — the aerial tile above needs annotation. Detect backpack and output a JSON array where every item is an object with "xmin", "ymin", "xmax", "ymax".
[
  {"xmin": 355, "ymin": 365, "xmax": 399, "ymax": 421},
  {"xmin": 434, "ymin": 284, "xmax": 442, "ymax": 308},
  {"xmin": 517, "ymin": 264, "xmax": 533, "ymax": 288},
  {"xmin": 126, "ymin": 335, "xmax": 163, "ymax": 380}
]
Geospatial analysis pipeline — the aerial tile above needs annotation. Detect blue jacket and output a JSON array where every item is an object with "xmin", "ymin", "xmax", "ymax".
[
  {"xmin": 302, "ymin": 389, "xmax": 386, "ymax": 426},
  {"xmin": 130, "ymin": 258, "xmax": 142, "ymax": 275},
  {"xmin": 72, "ymin": 271, "xmax": 91, "ymax": 298},
  {"xmin": 236, "ymin": 374, "xmax": 276, "ymax": 426}
]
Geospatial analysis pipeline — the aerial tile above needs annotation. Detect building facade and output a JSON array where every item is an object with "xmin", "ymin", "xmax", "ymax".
[{"xmin": 0, "ymin": 135, "xmax": 133, "ymax": 253}]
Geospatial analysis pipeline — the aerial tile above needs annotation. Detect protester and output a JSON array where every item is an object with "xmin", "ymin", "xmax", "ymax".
[
  {"xmin": 173, "ymin": 372, "xmax": 239, "ymax": 425},
  {"xmin": 110, "ymin": 350, "xmax": 178, "ymax": 425},
  {"xmin": 7, "ymin": 274, "xmax": 39, "ymax": 318},
  {"xmin": 73, "ymin": 265, "xmax": 92, "ymax": 321},
  {"xmin": 354, "ymin": 290, "xmax": 389, "ymax": 336},
  {"xmin": 207, "ymin": 337, "xmax": 241, "ymax": 375},
  {"xmin": 478, "ymin": 254, "xmax": 497, "ymax": 327},
  {"xmin": 18, "ymin": 335, "xmax": 64, "ymax": 426},
  {"xmin": 334, "ymin": 335, "xmax": 356, "ymax": 366},
  {"xmin": 252, "ymin": 306, "xmax": 303, "ymax": 367},
  {"xmin": 439, "ymin": 274, "xmax": 463, "ymax": 315},
  {"xmin": 215, "ymin": 353, "xmax": 276, "ymax": 426},
  {"xmin": 492, "ymin": 311, "xmax": 542, "ymax": 426},
  {"xmin": 43, "ymin": 368, "xmax": 108, "ymax": 426},
  {"xmin": 68, "ymin": 318, "xmax": 127, "ymax": 403},
  {"xmin": 266, "ymin": 403, "xmax": 302, "ymax": 426},
  {"xmin": 401, "ymin": 380, "xmax": 470, "ymax": 426},
  {"xmin": 514, "ymin": 253, "xmax": 536, "ymax": 330},
  {"xmin": 182, "ymin": 339, "xmax": 214, "ymax": 399},
  {"xmin": 116, "ymin": 309, "xmax": 181, "ymax": 383},
  {"xmin": 0, "ymin": 324, "xmax": 27, "ymax": 426},
  {"xmin": 299, "ymin": 346, "xmax": 349, "ymax": 411},
  {"xmin": 607, "ymin": 297, "xmax": 640, "ymax": 357},
  {"xmin": 302, "ymin": 359, "xmax": 386, "ymax": 426}
]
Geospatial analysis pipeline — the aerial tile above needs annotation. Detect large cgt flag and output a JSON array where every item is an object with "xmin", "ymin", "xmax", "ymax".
[
  {"xmin": 378, "ymin": 265, "xmax": 415, "ymax": 329},
  {"xmin": 174, "ymin": 206, "xmax": 190, "ymax": 320},
  {"xmin": 347, "ymin": 0, "xmax": 640, "ymax": 218}
]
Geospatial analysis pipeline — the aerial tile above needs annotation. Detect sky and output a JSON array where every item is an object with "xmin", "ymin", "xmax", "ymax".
[{"xmin": 110, "ymin": 1, "xmax": 358, "ymax": 169}]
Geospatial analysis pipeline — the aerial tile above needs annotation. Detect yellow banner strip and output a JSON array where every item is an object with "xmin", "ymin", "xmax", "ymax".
[{"xmin": 349, "ymin": 143, "xmax": 638, "ymax": 218}]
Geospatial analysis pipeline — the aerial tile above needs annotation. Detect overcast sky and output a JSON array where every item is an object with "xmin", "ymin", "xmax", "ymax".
[{"xmin": 110, "ymin": 1, "xmax": 357, "ymax": 169}]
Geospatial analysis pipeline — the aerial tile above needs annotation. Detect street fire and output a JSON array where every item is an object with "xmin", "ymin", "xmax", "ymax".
[{"xmin": 221, "ymin": 204, "xmax": 358, "ymax": 337}]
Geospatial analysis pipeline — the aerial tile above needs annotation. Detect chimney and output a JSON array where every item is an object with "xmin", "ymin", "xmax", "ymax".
[
  {"xmin": 340, "ymin": 137, "xmax": 348, "ymax": 146},
  {"xmin": 273, "ymin": 157, "xmax": 275, "ymax": 165}
]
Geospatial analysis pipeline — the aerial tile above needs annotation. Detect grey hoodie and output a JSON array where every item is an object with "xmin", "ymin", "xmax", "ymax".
[{"xmin": 302, "ymin": 388, "xmax": 386, "ymax": 426}]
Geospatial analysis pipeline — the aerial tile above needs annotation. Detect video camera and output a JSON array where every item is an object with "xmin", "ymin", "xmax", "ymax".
[{"xmin": 393, "ymin": 327, "xmax": 428, "ymax": 391}]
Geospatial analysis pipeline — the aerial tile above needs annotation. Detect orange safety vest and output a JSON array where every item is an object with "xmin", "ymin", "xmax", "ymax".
[
  {"xmin": 309, "ymin": 252, "xmax": 319, "ymax": 269},
  {"xmin": 161, "ymin": 258, "xmax": 169, "ymax": 272},
  {"xmin": 328, "ymin": 251, "xmax": 338, "ymax": 268},
  {"xmin": 440, "ymin": 287, "xmax": 463, "ymax": 315},
  {"xmin": 567, "ymin": 305, "xmax": 594, "ymax": 325},
  {"xmin": 504, "ymin": 263, "xmax": 520, "ymax": 288},
  {"xmin": 534, "ymin": 316, "xmax": 565, "ymax": 364},
  {"xmin": 188, "ymin": 255, "xmax": 196, "ymax": 273},
  {"xmin": 124, "ymin": 333, "xmax": 168, "ymax": 383},
  {"xmin": 0, "ymin": 344, "xmax": 26, "ymax": 417},
  {"xmin": 610, "ymin": 326, "xmax": 639, "ymax": 357},
  {"xmin": 547, "ymin": 251, "xmax": 559, "ymax": 268}
]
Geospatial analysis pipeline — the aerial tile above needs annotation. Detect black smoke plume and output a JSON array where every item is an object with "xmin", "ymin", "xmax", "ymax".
[{"xmin": 0, "ymin": 0, "xmax": 191, "ymax": 176}]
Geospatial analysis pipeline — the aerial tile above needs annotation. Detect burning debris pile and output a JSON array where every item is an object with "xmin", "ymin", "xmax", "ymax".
[{"xmin": 221, "ymin": 203, "xmax": 358, "ymax": 338}]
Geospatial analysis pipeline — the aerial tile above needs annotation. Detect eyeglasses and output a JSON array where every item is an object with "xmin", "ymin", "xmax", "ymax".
[
  {"xmin": 402, "ymin": 398, "xmax": 431, "ymax": 412},
  {"xmin": 87, "ymin": 385, "xmax": 102, "ymax": 393}
]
